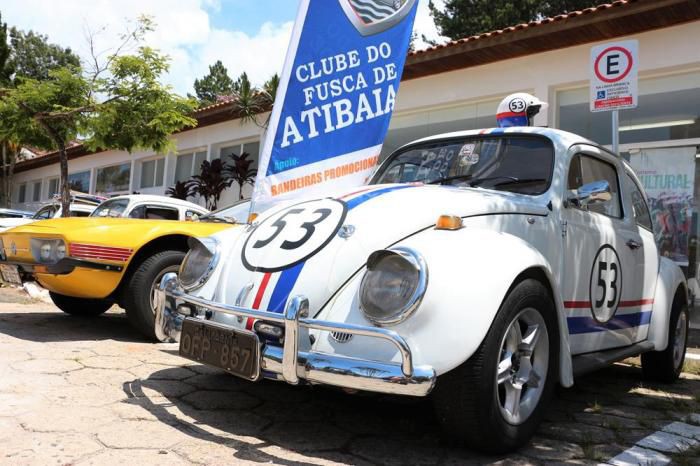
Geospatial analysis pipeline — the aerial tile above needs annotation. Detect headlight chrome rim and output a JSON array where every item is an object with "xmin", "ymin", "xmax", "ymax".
[
  {"xmin": 359, "ymin": 246, "xmax": 428, "ymax": 327},
  {"xmin": 178, "ymin": 237, "xmax": 220, "ymax": 291}
]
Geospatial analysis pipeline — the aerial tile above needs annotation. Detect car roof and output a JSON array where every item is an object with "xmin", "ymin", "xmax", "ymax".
[
  {"xmin": 0, "ymin": 208, "xmax": 33, "ymax": 217},
  {"xmin": 400, "ymin": 127, "xmax": 603, "ymax": 154},
  {"xmin": 69, "ymin": 204, "xmax": 96, "ymax": 213},
  {"xmin": 103, "ymin": 194, "xmax": 209, "ymax": 212}
]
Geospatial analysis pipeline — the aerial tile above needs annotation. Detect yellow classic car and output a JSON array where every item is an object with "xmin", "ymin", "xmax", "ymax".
[{"xmin": 0, "ymin": 199, "xmax": 245, "ymax": 340}]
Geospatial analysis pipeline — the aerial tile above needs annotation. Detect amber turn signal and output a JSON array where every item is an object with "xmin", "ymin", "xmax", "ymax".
[
  {"xmin": 435, "ymin": 215, "xmax": 463, "ymax": 230},
  {"xmin": 247, "ymin": 212, "xmax": 259, "ymax": 223}
]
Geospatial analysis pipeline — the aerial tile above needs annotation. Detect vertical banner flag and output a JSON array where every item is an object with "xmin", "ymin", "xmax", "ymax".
[{"xmin": 251, "ymin": 0, "xmax": 418, "ymax": 209}]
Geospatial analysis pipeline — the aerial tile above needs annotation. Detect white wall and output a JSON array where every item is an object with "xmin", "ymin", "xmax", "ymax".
[{"xmin": 10, "ymin": 21, "xmax": 700, "ymax": 212}]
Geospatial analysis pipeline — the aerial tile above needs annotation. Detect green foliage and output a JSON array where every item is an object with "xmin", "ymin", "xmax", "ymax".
[
  {"xmin": 0, "ymin": 13, "xmax": 11, "ymax": 84},
  {"xmin": 186, "ymin": 158, "xmax": 232, "ymax": 210},
  {"xmin": 231, "ymin": 72, "xmax": 265, "ymax": 125},
  {"xmin": 193, "ymin": 60, "xmax": 235, "ymax": 106},
  {"xmin": 428, "ymin": 0, "xmax": 608, "ymax": 40},
  {"xmin": 0, "ymin": 16, "xmax": 197, "ymax": 216},
  {"xmin": 165, "ymin": 180, "xmax": 195, "ymax": 201},
  {"xmin": 262, "ymin": 73, "xmax": 279, "ymax": 106},
  {"xmin": 7, "ymin": 27, "xmax": 80, "ymax": 81},
  {"xmin": 226, "ymin": 152, "xmax": 257, "ymax": 200},
  {"xmin": 86, "ymin": 46, "xmax": 197, "ymax": 154}
]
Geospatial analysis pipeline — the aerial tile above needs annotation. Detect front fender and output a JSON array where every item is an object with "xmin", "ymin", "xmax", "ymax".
[
  {"xmin": 316, "ymin": 226, "xmax": 573, "ymax": 386},
  {"xmin": 648, "ymin": 256, "xmax": 687, "ymax": 351}
]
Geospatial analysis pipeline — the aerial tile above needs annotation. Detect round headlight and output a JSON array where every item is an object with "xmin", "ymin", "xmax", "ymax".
[
  {"xmin": 40, "ymin": 243, "xmax": 53, "ymax": 261},
  {"xmin": 178, "ymin": 237, "xmax": 219, "ymax": 290},
  {"xmin": 359, "ymin": 247, "xmax": 428, "ymax": 326},
  {"xmin": 56, "ymin": 243, "xmax": 66, "ymax": 260}
]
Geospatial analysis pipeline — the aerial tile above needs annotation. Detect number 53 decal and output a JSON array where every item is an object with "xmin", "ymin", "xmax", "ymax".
[
  {"xmin": 589, "ymin": 244, "xmax": 622, "ymax": 323},
  {"xmin": 242, "ymin": 199, "xmax": 347, "ymax": 272}
]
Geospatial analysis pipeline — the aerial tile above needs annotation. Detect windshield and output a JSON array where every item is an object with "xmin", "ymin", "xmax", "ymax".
[
  {"xmin": 91, "ymin": 199, "xmax": 129, "ymax": 218},
  {"xmin": 199, "ymin": 200, "xmax": 251, "ymax": 224},
  {"xmin": 373, "ymin": 136, "xmax": 554, "ymax": 195}
]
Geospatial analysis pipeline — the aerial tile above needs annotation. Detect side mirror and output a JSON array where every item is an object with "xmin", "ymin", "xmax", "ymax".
[{"xmin": 569, "ymin": 180, "xmax": 612, "ymax": 209}]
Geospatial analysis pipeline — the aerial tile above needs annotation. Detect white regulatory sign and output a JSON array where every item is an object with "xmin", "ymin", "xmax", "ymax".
[{"xmin": 590, "ymin": 40, "xmax": 638, "ymax": 112}]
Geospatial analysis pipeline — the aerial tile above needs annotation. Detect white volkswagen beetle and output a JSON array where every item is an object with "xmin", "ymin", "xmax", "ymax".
[{"xmin": 155, "ymin": 127, "xmax": 689, "ymax": 452}]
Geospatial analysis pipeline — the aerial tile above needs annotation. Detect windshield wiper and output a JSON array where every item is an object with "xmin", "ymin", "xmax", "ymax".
[{"xmin": 427, "ymin": 174, "xmax": 474, "ymax": 185}]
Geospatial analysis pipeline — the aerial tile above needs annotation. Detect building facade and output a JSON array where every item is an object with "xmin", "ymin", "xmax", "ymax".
[{"xmin": 8, "ymin": 1, "xmax": 700, "ymax": 272}]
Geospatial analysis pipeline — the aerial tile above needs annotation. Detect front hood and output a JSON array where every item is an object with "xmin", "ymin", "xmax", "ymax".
[{"xmin": 213, "ymin": 184, "xmax": 549, "ymax": 317}]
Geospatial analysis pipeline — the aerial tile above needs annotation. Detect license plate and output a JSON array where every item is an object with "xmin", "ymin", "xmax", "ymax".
[
  {"xmin": 179, "ymin": 318, "xmax": 261, "ymax": 380},
  {"xmin": 0, "ymin": 264, "xmax": 21, "ymax": 285}
]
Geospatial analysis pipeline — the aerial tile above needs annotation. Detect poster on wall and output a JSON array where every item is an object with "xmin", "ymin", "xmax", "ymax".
[
  {"xmin": 251, "ymin": 0, "xmax": 419, "ymax": 211},
  {"xmin": 630, "ymin": 147, "xmax": 697, "ymax": 265}
]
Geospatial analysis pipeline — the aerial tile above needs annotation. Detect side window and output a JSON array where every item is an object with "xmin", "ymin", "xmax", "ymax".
[
  {"xmin": 128, "ymin": 205, "xmax": 147, "ymax": 219},
  {"xmin": 144, "ymin": 206, "xmax": 179, "ymax": 221},
  {"xmin": 33, "ymin": 206, "xmax": 55, "ymax": 219},
  {"xmin": 567, "ymin": 154, "xmax": 622, "ymax": 218},
  {"xmin": 625, "ymin": 172, "xmax": 653, "ymax": 231},
  {"xmin": 72, "ymin": 210, "xmax": 92, "ymax": 217}
]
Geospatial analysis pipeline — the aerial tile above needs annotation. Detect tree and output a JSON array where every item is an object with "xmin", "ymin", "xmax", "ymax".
[
  {"xmin": 186, "ymin": 158, "xmax": 232, "ymax": 210},
  {"xmin": 193, "ymin": 60, "xmax": 235, "ymax": 106},
  {"xmin": 165, "ymin": 180, "xmax": 195, "ymax": 200},
  {"xmin": 0, "ymin": 17, "xmax": 197, "ymax": 216},
  {"xmin": 226, "ymin": 152, "xmax": 257, "ymax": 200},
  {"xmin": 428, "ymin": 0, "xmax": 608, "ymax": 40},
  {"xmin": 0, "ymin": 12, "xmax": 11, "ymax": 84},
  {"xmin": 7, "ymin": 27, "xmax": 80, "ymax": 81}
]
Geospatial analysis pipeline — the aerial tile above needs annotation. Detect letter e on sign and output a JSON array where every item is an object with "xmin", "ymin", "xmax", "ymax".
[{"xmin": 589, "ymin": 40, "xmax": 638, "ymax": 112}]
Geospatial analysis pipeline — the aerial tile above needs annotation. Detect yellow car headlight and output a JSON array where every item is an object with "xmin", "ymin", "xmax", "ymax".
[{"xmin": 30, "ymin": 238, "xmax": 67, "ymax": 264}]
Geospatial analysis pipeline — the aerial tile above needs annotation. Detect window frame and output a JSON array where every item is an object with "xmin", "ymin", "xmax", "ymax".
[
  {"xmin": 140, "ymin": 157, "xmax": 165, "ymax": 189},
  {"xmin": 624, "ymin": 169, "xmax": 654, "ymax": 232},
  {"xmin": 174, "ymin": 149, "xmax": 207, "ymax": 183},
  {"xmin": 566, "ymin": 153, "xmax": 624, "ymax": 220},
  {"xmin": 47, "ymin": 177, "xmax": 59, "ymax": 199},
  {"xmin": 95, "ymin": 162, "xmax": 132, "ymax": 194},
  {"xmin": 17, "ymin": 183, "xmax": 26, "ymax": 203}
]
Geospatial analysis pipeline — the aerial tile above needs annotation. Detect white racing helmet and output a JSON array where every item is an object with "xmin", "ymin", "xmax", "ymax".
[{"xmin": 496, "ymin": 93, "xmax": 548, "ymax": 128}]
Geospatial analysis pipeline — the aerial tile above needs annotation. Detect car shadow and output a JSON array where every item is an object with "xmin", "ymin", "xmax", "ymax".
[
  {"xmin": 0, "ymin": 310, "xmax": 150, "ymax": 343},
  {"xmin": 121, "ymin": 361, "xmax": 700, "ymax": 464}
]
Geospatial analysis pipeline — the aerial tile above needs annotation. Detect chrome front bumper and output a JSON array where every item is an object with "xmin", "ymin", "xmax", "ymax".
[{"xmin": 154, "ymin": 273, "xmax": 436, "ymax": 396}]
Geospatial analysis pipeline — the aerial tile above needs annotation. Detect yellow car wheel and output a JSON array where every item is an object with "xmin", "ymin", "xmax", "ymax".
[
  {"xmin": 49, "ymin": 291, "xmax": 113, "ymax": 317},
  {"xmin": 123, "ymin": 250, "xmax": 186, "ymax": 340}
]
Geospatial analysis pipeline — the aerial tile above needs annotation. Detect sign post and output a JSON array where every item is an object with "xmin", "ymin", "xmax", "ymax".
[{"xmin": 590, "ymin": 40, "xmax": 639, "ymax": 154}]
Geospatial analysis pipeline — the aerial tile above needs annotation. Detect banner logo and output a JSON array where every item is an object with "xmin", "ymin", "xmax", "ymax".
[
  {"xmin": 341, "ymin": 0, "xmax": 417, "ymax": 36},
  {"xmin": 250, "ymin": 0, "xmax": 418, "ymax": 212}
]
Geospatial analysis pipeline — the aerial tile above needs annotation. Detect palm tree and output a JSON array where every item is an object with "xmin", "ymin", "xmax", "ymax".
[
  {"xmin": 226, "ymin": 152, "xmax": 257, "ymax": 200},
  {"xmin": 165, "ymin": 180, "xmax": 195, "ymax": 201},
  {"xmin": 230, "ymin": 72, "xmax": 265, "ymax": 126},
  {"xmin": 186, "ymin": 158, "xmax": 232, "ymax": 210}
]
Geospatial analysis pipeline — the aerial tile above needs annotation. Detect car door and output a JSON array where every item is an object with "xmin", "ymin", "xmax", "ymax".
[
  {"xmin": 561, "ymin": 148, "xmax": 644, "ymax": 354},
  {"xmin": 620, "ymin": 168, "xmax": 659, "ymax": 342}
]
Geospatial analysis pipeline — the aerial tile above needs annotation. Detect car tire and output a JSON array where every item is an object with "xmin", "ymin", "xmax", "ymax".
[
  {"xmin": 123, "ymin": 250, "xmax": 185, "ymax": 341},
  {"xmin": 432, "ymin": 278, "xmax": 559, "ymax": 453},
  {"xmin": 49, "ymin": 291, "xmax": 113, "ymax": 317},
  {"xmin": 641, "ymin": 301, "xmax": 688, "ymax": 383}
]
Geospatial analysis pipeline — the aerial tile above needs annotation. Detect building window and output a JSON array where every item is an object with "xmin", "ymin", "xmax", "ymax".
[
  {"xmin": 175, "ymin": 150, "xmax": 207, "ymax": 183},
  {"xmin": 47, "ymin": 178, "xmax": 59, "ymax": 199},
  {"xmin": 140, "ymin": 158, "xmax": 165, "ymax": 189},
  {"xmin": 32, "ymin": 181, "xmax": 42, "ymax": 202},
  {"xmin": 68, "ymin": 171, "xmax": 91, "ymax": 193},
  {"xmin": 557, "ymin": 71, "xmax": 700, "ymax": 146},
  {"xmin": 95, "ymin": 163, "xmax": 131, "ymax": 194},
  {"xmin": 17, "ymin": 183, "xmax": 26, "ymax": 203}
]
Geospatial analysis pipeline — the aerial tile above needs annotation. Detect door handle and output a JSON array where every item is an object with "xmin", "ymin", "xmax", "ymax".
[{"xmin": 626, "ymin": 239, "xmax": 642, "ymax": 250}]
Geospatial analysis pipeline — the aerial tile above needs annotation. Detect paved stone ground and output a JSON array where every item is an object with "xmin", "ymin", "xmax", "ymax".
[{"xmin": 1, "ymin": 287, "xmax": 700, "ymax": 466}]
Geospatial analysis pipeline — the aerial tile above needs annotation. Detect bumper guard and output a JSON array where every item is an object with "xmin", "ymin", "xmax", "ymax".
[{"xmin": 155, "ymin": 273, "xmax": 435, "ymax": 396}]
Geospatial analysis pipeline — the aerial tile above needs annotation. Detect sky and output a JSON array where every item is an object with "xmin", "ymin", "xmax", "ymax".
[{"xmin": 0, "ymin": 0, "xmax": 447, "ymax": 96}]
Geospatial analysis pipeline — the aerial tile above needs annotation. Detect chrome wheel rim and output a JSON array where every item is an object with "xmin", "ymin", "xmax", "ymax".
[
  {"xmin": 150, "ymin": 265, "xmax": 180, "ymax": 313},
  {"xmin": 673, "ymin": 310, "xmax": 688, "ymax": 370},
  {"xmin": 495, "ymin": 307, "xmax": 549, "ymax": 425}
]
